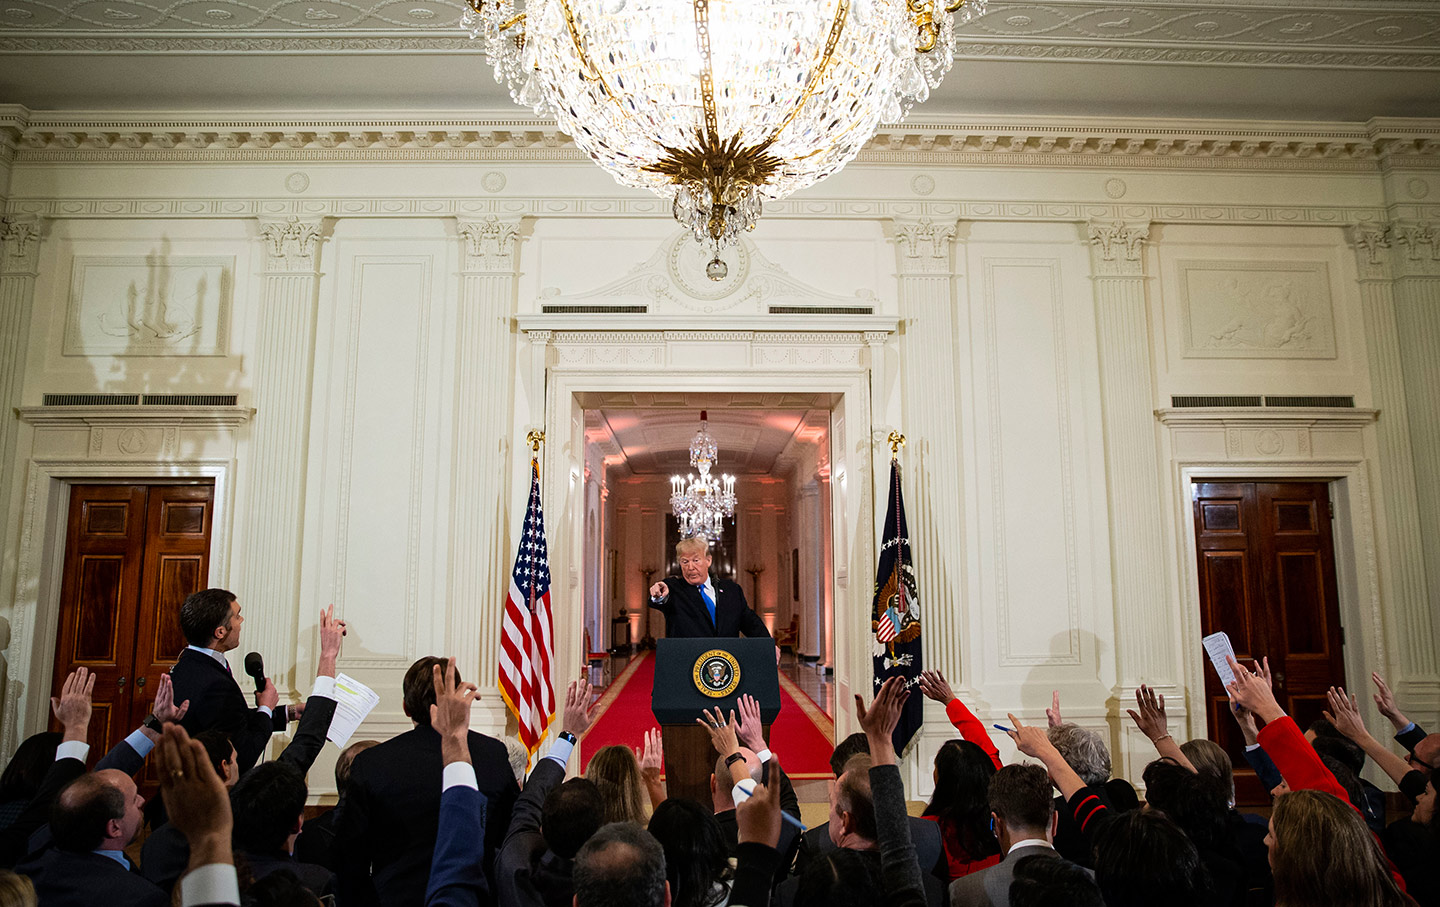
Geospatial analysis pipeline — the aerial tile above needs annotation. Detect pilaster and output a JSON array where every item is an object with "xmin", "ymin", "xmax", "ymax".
[
  {"xmin": 0, "ymin": 216, "xmax": 42, "ymax": 560},
  {"xmin": 238, "ymin": 216, "xmax": 326, "ymax": 691},
  {"xmin": 891, "ymin": 218, "xmax": 965, "ymax": 686},
  {"xmin": 451, "ymin": 216, "xmax": 523, "ymax": 708},
  {"xmin": 1384, "ymin": 220, "xmax": 1440, "ymax": 701}
]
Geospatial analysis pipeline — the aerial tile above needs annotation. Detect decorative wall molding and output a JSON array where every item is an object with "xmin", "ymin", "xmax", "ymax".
[
  {"xmin": 894, "ymin": 219, "xmax": 959, "ymax": 275},
  {"xmin": 1176, "ymin": 259, "xmax": 1337, "ymax": 359},
  {"xmin": 0, "ymin": 216, "xmax": 41, "ymax": 275},
  {"xmin": 258, "ymin": 216, "xmax": 325, "ymax": 272},
  {"xmin": 1086, "ymin": 219, "xmax": 1149, "ymax": 277},
  {"xmin": 457, "ymin": 215, "xmax": 521, "ymax": 272},
  {"xmin": 1156, "ymin": 407, "xmax": 1377, "ymax": 460},
  {"xmin": 5, "ymin": 111, "xmax": 1437, "ymax": 171}
]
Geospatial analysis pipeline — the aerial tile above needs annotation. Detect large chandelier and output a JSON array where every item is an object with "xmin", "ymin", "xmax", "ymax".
[
  {"xmin": 669, "ymin": 411, "xmax": 736, "ymax": 541},
  {"xmin": 462, "ymin": 0, "xmax": 985, "ymax": 274}
]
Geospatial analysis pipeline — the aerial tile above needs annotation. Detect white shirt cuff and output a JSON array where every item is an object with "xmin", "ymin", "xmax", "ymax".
[
  {"xmin": 257, "ymin": 706, "xmax": 273, "ymax": 718},
  {"xmin": 56, "ymin": 740, "xmax": 90, "ymax": 763},
  {"xmin": 754, "ymin": 748, "xmax": 772, "ymax": 764},
  {"xmin": 310, "ymin": 675, "xmax": 336, "ymax": 700},
  {"xmin": 1245, "ymin": 743, "xmax": 1261, "ymax": 752},
  {"xmin": 731, "ymin": 778, "xmax": 757, "ymax": 804},
  {"xmin": 180, "ymin": 863, "xmax": 240, "ymax": 906},
  {"xmin": 545, "ymin": 737, "xmax": 575, "ymax": 768},
  {"xmin": 442, "ymin": 761, "xmax": 479, "ymax": 791},
  {"xmin": 125, "ymin": 729, "xmax": 156, "ymax": 757}
]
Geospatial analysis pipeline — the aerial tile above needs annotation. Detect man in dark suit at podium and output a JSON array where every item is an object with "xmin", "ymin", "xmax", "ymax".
[{"xmin": 649, "ymin": 536, "xmax": 771, "ymax": 639}]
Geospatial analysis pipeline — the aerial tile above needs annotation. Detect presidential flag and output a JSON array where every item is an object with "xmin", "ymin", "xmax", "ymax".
[
  {"xmin": 499, "ymin": 459, "xmax": 557, "ymax": 755},
  {"xmin": 871, "ymin": 455, "xmax": 923, "ymax": 755}
]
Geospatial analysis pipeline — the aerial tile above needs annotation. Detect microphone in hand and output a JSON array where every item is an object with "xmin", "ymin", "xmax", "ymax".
[{"xmin": 243, "ymin": 652, "xmax": 265, "ymax": 694}]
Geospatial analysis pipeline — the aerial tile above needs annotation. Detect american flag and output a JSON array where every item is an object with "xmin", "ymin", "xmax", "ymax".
[
  {"xmin": 499, "ymin": 459, "xmax": 556, "ymax": 755},
  {"xmin": 876, "ymin": 605, "xmax": 900, "ymax": 643}
]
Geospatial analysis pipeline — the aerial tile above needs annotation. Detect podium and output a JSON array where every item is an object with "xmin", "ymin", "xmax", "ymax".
[{"xmin": 652, "ymin": 637, "xmax": 780, "ymax": 804}]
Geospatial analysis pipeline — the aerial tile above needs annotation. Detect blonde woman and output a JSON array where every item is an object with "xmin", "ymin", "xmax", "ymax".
[
  {"xmin": 586, "ymin": 729, "xmax": 665, "ymax": 824},
  {"xmin": 1268, "ymin": 790, "xmax": 1414, "ymax": 907}
]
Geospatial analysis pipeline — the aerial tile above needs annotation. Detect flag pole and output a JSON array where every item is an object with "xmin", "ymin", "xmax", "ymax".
[{"xmin": 885, "ymin": 432, "xmax": 905, "ymax": 657}]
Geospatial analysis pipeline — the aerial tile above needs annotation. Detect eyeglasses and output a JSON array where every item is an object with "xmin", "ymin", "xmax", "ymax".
[{"xmin": 1406, "ymin": 751, "xmax": 1436, "ymax": 771}]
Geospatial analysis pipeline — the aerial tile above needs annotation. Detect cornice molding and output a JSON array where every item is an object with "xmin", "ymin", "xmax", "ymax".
[{"xmin": 7, "ymin": 115, "xmax": 1438, "ymax": 171}]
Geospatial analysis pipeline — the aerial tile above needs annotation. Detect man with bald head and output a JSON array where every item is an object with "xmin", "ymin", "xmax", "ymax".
[{"xmin": 20, "ymin": 769, "xmax": 166, "ymax": 906}]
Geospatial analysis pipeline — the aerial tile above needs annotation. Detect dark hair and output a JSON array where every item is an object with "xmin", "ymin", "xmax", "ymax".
[
  {"xmin": 1312, "ymin": 734, "xmax": 1366, "ymax": 777},
  {"xmin": 542, "ymin": 778, "xmax": 605, "ymax": 859},
  {"xmin": 402, "ymin": 656, "xmax": 460, "ymax": 725},
  {"xmin": 987, "ymin": 763, "xmax": 1054, "ymax": 832},
  {"xmin": 335, "ymin": 739, "xmax": 379, "ymax": 793},
  {"xmin": 1008, "ymin": 852, "xmax": 1105, "ymax": 907},
  {"xmin": 50, "ymin": 774, "xmax": 125, "ymax": 852},
  {"xmin": 1320, "ymin": 755, "xmax": 1367, "ymax": 814},
  {"xmin": 835, "ymin": 758, "xmax": 877, "ymax": 843},
  {"xmin": 231, "ymin": 762, "xmax": 307, "ymax": 855},
  {"xmin": 648, "ymin": 799, "xmax": 732, "ymax": 907},
  {"xmin": 179, "ymin": 588, "xmax": 236, "ymax": 646},
  {"xmin": 830, "ymin": 733, "xmax": 869, "ymax": 778},
  {"xmin": 1140, "ymin": 758, "xmax": 1228, "ymax": 851},
  {"xmin": 196, "ymin": 729, "xmax": 236, "ymax": 777},
  {"xmin": 0, "ymin": 732, "xmax": 61, "ymax": 802},
  {"xmin": 922, "ymin": 740, "xmax": 1000, "ymax": 860},
  {"xmin": 1092, "ymin": 810, "xmax": 1212, "ymax": 907},
  {"xmin": 573, "ymin": 822, "xmax": 669, "ymax": 907},
  {"xmin": 242, "ymin": 868, "xmax": 323, "ymax": 907},
  {"xmin": 1271, "ymin": 789, "xmax": 1410, "ymax": 907},
  {"xmin": 793, "ymin": 848, "xmax": 882, "ymax": 907}
]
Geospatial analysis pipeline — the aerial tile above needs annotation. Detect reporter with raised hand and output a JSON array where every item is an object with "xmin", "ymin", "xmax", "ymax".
[
  {"xmin": 1323, "ymin": 685, "xmax": 1427, "ymax": 804},
  {"xmin": 154, "ymin": 723, "xmax": 241, "ymax": 907},
  {"xmin": 852, "ymin": 676, "xmax": 933, "ymax": 907},
  {"xmin": 1374, "ymin": 671, "xmax": 1440, "ymax": 780},
  {"xmin": 425, "ymin": 658, "xmax": 490, "ymax": 907},
  {"xmin": 728, "ymin": 754, "xmax": 787, "ymax": 907},
  {"xmin": 1125, "ymin": 684, "xmax": 1197, "ymax": 772},
  {"xmin": 0, "ymin": 668, "xmax": 96, "ymax": 867}
]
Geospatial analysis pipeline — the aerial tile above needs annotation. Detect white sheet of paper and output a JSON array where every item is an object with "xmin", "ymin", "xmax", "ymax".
[
  {"xmin": 1202, "ymin": 632, "xmax": 1237, "ymax": 687},
  {"xmin": 326, "ymin": 672, "xmax": 381, "ymax": 749}
]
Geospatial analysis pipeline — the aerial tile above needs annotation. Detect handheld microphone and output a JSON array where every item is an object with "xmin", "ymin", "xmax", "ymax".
[{"xmin": 244, "ymin": 651, "xmax": 266, "ymax": 694}]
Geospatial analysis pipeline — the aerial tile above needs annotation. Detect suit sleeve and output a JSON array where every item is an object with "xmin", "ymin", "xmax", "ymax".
[
  {"xmin": 943, "ymin": 698, "xmax": 1002, "ymax": 770},
  {"xmin": 729, "ymin": 583, "xmax": 771, "ymax": 639},
  {"xmin": 868, "ymin": 764, "xmax": 929, "ymax": 907},
  {"xmin": 1242, "ymin": 745, "xmax": 1284, "ymax": 793},
  {"xmin": 504, "ymin": 758, "xmax": 564, "ymax": 848},
  {"xmin": 187, "ymin": 676, "xmax": 273, "ymax": 773},
  {"xmin": 1396, "ymin": 723, "xmax": 1428, "ymax": 754},
  {"xmin": 647, "ymin": 576, "xmax": 680, "ymax": 618},
  {"xmin": 1255, "ymin": 716, "xmax": 1352, "ymax": 805},
  {"xmin": 276, "ymin": 695, "xmax": 338, "ymax": 775},
  {"xmin": 95, "ymin": 735, "xmax": 147, "ymax": 776},
  {"xmin": 333, "ymin": 759, "xmax": 381, "ymax": 907},
  {"xmin": 426, "ymin": 786, "xmax": 490, "ymax": 907},
  {"xmin": 0, "ymin": 756, "xmax": 87, "ymax": 868}
]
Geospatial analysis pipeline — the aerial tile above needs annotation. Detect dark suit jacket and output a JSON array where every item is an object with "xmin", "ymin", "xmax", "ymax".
[
  {"xmin": 1397, "ymin": 722, "xmax": 1428, "ymax": 754},
  {"xmin": 798, "ymin": 815, "xmax": 945, "ymax": 883},
  {"xmin": 949, "ymin": 845, "xmax": 1087, "ymax": 907},
  {"xmin": 428, "ymin": 783, "xmax": 490, "ymax": 907},
  {"xmin": 649, "ymin": 575, "xmax": 770, "ymax": 638},
  {"xmin": 496, "ymin": 756, "xmax": 574, "ymax": 907},
  {"xmin": 170, "ymin": 648, "xmax": 283, "ymax": 772},
  {"xmin": 18, "ymin": 846, "xmax": 168, "ymax": 907},
  {"xmin": 293, "ymin": 805, "xmax": 338, "ymax": 869},
  {"xmin": 242, "ymin": 850, "xmax": 337, "ymax": 900},
  {"xmin": 0, "ymin": 754, "xmax": 86, "ymax": 868},
  {"xmin": 334, "ymin": 726, "xmax": 520, "ymax": 907}
]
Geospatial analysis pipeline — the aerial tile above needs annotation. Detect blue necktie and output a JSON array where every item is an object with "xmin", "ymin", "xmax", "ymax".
[{"xmin": 698, "ymin": 584, "xmax": 717, "ymax": 627}]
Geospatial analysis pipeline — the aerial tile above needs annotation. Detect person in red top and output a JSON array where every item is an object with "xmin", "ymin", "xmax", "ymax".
[{"xmin": 917, "ymin": 671, "xmax": 1003, "ymax": 882}]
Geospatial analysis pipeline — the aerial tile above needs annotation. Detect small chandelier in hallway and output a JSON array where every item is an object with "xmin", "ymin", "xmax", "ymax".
[{"xmin": 670, "ymin": 410, "xmax": 736, "ymax": 541}]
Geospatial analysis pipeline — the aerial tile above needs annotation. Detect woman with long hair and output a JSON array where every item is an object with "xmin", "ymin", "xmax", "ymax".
[
  {"xmin": 1269, "ymin": 789, "xmax": 1414, "ymax": 907},
  {"xmin": 585, "ymin": 745, "xmax": 650, "ymax": 825},
  {"xmin": 921, "ymin": 739, "xmax": 1001, "ymax": 881},
  {"xmin": 648, "ymin": 799, "xmax": 733, "ymax": 907}
]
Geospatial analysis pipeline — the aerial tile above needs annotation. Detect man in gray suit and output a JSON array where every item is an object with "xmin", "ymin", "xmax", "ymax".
[{"xmin": 949, "ymin": 764, "xmax": 1090, "ymax": 907}]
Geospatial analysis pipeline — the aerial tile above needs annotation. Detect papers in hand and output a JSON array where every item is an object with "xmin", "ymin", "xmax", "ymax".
[
  {"xmin": 1201, "ymin": 632, "xmax": 1237, "ymax": 687},
  {"xmin": 326, "ymin": 673, "xmax": 381, "ymax": 748}
]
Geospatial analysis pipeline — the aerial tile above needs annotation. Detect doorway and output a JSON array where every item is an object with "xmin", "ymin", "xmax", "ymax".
[
  {"xmin": 1192, "ymin": 480, "xmax": 1344, "ymax": 804},
  {"xmin": 50, "ymin": 483, "xmax": 216, "ymax": 756}
]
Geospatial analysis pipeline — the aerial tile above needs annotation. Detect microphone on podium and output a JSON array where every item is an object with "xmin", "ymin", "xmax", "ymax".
[{"xmin": 244, "ymin": 651, "xmax": 266, "ymax": 694}]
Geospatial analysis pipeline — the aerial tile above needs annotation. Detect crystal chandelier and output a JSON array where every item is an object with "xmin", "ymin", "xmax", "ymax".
[
  {"xmin": 669, "ymin": 411, "xmax": 736, "ymax": 541},
  {"xmin": 462, "ymin": 0, "xmax": 985, "ymax": 275}
]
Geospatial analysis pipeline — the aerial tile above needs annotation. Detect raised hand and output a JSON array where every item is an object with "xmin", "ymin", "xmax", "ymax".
[
  {"xmin": 156, "ymin": 723, "xmax": 233, "ymax": 867},
  {"xmin": 1004, "ymin": 713, "xmax": 1055, "ymax": 761},
  {"xmin": 638, "ymin": 727, "xmax": 664, "ymax": 776},
  {"xmin": 917, "ymin": 669, "xmax": 955, "ymax": 705},
  {"xmin": 430, "ymin": 657, "xmax": 480, "ymax": 765},
  {"xmin": 649, "ymin": 581, "xmax": 669, "ymax": 600},
  {"xmin": 1371, "ymin": 672, "xmax": 1411, "ymax": 731},
  {"xmin": 1125, "ymin": 685, "xmax": 1170, "ymax": 742},
  {"xmin": 735, "ymin": 694, "xmax": 765, "ymax": 751},
  {"xmin": 1230, "ymin": 696, "xmax": 1260, "ymax": 746},
  {"xmin": 51, "ymin": 667, "xmax": 96, "ymax": 742},
  {"xmin": 735, "ymin": 756, "xmax": 784, "ymax": 849},
  {"xmin": 856, "ymin": 677, "xmax": 909, "ymax": 765},
  {"xmin": 563, "ymin": 679, "xmax": 595, "ymax": 737},
  {"xmin": 1323, "ymin": 686, "xmax": 1370, "ymax": 742},
  {"xmin": 318, "ymin": 604, "xmax": 347, "ymax": 671},
  {"xmin": 1046, "ymin": 691, "xmax": 1063, "ymax": 728},
  {"xmin": 152, "ymin": 672, "xmax": 190, "ymax": 725},
  {"xmin": 1225, "ymin": 656, "xmax": 1284, "ymax": 724},
  {"xmin": 696, "ymin": 706, "xmax": 739, "ymax": 757}
]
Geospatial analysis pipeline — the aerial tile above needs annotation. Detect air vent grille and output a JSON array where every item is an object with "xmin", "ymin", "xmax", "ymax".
[
  {"xmin": 1171, "ymin": 396, "xmax": 1263, "ymax": 408},
  {"xmin": 540, "ymin": 304, "xmax": 648, "ymax": 314},
  {"xmin": 1170, "ymin": 395, "xmax": 1356, "ymax": 408},
  {"xmin": 1263, "ymin": 395, "xmax": 1355, "ymax": 408},
  {"xmin": 768, "ymin": 305, "xmax": 875, "ymax": 315},
  {"xmin": 43, "ymin": 393, "xmax": 239, "ymax": 406}
]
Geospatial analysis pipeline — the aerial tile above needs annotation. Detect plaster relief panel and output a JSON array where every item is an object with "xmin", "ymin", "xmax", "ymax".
[
  {"xmin": 64, "ymin": 254, "xmax": 233, "ymax": 356},
  {"xmin": 1177, "ymin": 260, "xmax": 1335, "ymax": 359}
]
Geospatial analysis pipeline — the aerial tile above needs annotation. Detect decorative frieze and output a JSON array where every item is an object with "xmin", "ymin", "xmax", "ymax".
[
  {"xmin": 893, "ymin": 219, "xmax": 957, "ymax": 275},
  {"xmin": 458, "ymin": 215, "xmax": 521, "ymax": 273},
  {"xmin": 0, "ymin": 216, "xmax": 41, "ymax": 275},
  {"xmin": 259, "ymin": 216, "xmax": 325, "ymax": 272},
  {"xmin": 1086, "ymin": 220, "xmax": 1149, "ymax": 278}
]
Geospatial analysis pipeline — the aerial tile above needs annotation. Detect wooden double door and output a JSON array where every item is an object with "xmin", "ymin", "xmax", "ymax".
[
  {"xmin": 1193, "ymin": 480, "xmax": 1345, "ymax": 804},
  {"xmin": 51, "ymin": 483, "xmax": 215, "ymax": 757}
]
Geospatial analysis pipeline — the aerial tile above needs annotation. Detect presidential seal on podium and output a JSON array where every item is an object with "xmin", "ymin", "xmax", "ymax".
[{"xmin": 692, "ymin": 648, "xmax": 741, "ymax": 698}]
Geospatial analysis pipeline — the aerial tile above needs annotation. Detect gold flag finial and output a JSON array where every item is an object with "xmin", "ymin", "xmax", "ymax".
[
  {"xmin": 887, "ymin": 431, "xmax": 906, "ymax": 459},
  {"xmin": 526, "ymin": 430, "xmax": 545, "ymax": 453}
]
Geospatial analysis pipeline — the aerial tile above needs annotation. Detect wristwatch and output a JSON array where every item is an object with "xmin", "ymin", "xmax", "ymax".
[
  {"xmin": 142, "ymin": 714, "xmax": 165, "ymax": 733},
  {"xmin": 559, "ymin": 730, "xmax": 578, "ymax": 744},
  {"xmin": 724, "ymin": 751, "xmax": 746, "ymax": 768}
]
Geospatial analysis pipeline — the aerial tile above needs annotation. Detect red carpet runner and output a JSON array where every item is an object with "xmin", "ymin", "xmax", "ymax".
[{"xmin": 579, "ymin": 652, "xmax": 836, "ymax": 779}]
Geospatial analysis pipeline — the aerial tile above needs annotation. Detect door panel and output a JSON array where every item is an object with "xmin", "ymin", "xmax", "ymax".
[{"xmin": 1193, "ymin": 480, "xmax": 1344, "ymax": 806}]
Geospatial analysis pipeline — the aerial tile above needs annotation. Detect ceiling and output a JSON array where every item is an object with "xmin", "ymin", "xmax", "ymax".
[
  {"xmin": 1, "ymin": 1, "xmax": 1438, "ymax": 122},
  {"xmin": 581, "ymin": 393, "xmax": 832, "ymax": 479}
]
